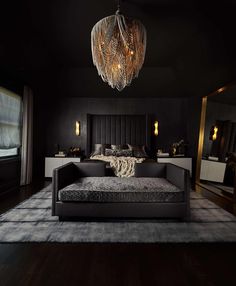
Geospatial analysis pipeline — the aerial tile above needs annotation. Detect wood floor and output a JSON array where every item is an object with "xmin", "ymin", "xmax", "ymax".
[
  {"xmin": 196, "ymin": 182, "xmax": 236, "ymax": 215},
  {"xmin": 0, "ymin": 182, "xmax": 235, "ymax": 286}
]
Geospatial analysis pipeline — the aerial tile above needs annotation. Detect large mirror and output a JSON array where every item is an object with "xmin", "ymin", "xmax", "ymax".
[{"xmin": 196, "ymin": 84, "xmax": 236, "ymax": 214}]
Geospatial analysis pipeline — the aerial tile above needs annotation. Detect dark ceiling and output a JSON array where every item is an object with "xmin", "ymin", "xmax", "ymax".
[{"xmin": 0, "ymin": 0, "xmax": 236, "ymax": 98}]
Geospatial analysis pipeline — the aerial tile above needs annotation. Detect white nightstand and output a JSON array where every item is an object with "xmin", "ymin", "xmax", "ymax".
[
  {"xmin": 200, "ymin": 159, "xmax": 226, "ymax": 183},
  {"xmin": 45, "ymin": 157, "xmax": 81, "ymax": 178},
  {"xmin": 157, "ymin": 157, "xmax": 192, "ymax": 176}
]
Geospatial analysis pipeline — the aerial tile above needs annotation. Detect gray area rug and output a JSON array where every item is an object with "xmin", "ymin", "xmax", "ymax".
[{"xmin": 0, "ymin": 185, "xmax": 236, "ymax": 243}]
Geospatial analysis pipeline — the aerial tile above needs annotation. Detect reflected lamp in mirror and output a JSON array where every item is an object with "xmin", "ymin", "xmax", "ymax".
[
  {"xmin": 209, "ymin": 125, "xmax": 218, "ymax": 141},
  {"xmin": 154, "ymin": 121, "xmax": 159, "ymax": 136},
  {"xmin": 75, "ymin": 121, "xmax": 80, "ymax": 136}
]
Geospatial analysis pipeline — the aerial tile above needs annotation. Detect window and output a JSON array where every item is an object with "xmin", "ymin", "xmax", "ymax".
[{"xmin": 0, "ymin": 87, "xmax": 22, "ymax": 158}]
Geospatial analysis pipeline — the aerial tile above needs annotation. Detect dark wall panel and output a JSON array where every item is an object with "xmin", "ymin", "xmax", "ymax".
[
  {"xmin": 42, "ymin": 97, "xmax": 201, "ymax": 160},
  {"xmin": 87, "ymin": 114, "xmax": 148, "ymax": 154},
  {"xmin": 0, "ymin": 157, "xmax": 20, "ymax": 196}
]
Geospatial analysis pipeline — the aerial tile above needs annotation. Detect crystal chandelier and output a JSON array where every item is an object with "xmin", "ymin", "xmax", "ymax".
[{"xmin": 91, "ymin": 2, "xmax": 147, "ymax": 91}]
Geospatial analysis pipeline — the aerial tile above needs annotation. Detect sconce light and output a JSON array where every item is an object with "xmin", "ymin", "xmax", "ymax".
[
  {"xmin": 217, "ymin": 87, "xmax": 225, "ymax": 94},
  {"xmin": 75, "ymin": 121, "xmax": 80, "ymax": 136},
  {"xmin": 209, "ymin": 125, "xmax": 218, "ymax": 141},
  {"xmin": 154, "ymin": 121, "xmax": 159, "ymax": 136}
]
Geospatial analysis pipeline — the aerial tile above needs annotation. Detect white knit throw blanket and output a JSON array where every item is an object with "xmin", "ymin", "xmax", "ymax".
[{"xmin": 90, "ymin": 155, "xmax": 145, "ymax": 177}]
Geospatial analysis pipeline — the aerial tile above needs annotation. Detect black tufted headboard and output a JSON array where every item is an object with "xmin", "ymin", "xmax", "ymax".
[{"xmin": 86, "ymin": 114, "xmax": 151, "ymax": 156}]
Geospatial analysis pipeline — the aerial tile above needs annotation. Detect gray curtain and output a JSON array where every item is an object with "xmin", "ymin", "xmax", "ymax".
[{"xmin": 20, "ymin": 86, "xmax": 33, "ymax": 186}]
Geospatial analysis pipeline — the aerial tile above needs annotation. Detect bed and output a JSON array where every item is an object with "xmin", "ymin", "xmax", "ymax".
[
  {"xmin": 85, "ymin": 114, "xmax": 154, "ymax": 176},
  {"xmin": 86, "ymin": 114, "xmax": 151, "ymax": 156}
]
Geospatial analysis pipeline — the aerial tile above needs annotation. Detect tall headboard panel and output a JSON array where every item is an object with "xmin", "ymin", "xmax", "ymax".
[{"xmin": 87, "ymin": 114, "xmax": 151, "ymax": 155}]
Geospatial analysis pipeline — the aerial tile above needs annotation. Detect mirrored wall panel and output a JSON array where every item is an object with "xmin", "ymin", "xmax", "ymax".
[{"xmin": 200, "ymin": 85, "xmax": 236, "ymax": 199}]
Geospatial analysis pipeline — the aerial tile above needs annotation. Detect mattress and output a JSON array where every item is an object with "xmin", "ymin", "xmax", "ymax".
[{"xmin": 59, "ymin": 177, "xmax": 184, "ymax": 203}]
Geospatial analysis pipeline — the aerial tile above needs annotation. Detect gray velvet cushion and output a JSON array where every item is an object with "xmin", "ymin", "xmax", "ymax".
[
  {"xmin": 128, "ymin": 144, "xmax": 148, "ymax": 158},
  {"xmin": 118, "ymin": 149, "xmax": 133, "ymax": 157},
  {"xmin": 105, "ymin": 148, "xmax": 117, "ymax": 156},
  {"xmin": 111, "ymin": 144, "xmax": 128, "ymax": 150},
  {"xmin": 59, "ymin": 177, "xmax": 184, "ymax": 203},
  {"xmin": 91, "ymin": 144, "xmax": 111, "ymax": 156},
  {"xmin": 105, "ymin": 148, "xmax": 133, "ymax": 157}
]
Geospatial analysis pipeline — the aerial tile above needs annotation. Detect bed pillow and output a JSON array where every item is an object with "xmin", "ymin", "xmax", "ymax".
[
  {"xmin": 91, "ymin": 144, "xmax": 111, "ymax": 156},
  {"xmin": 105, "ymin": 148, "xmax": 133, "ymax": 157},
  {"xmin": 111, "ymin": 144, "xmax": 128, "ymax": 150},
  {"xmin": 117, "ymin": 149, "xmax": 133, "ymax": 157},
  {"xmin": 105, "ymin": 148, "xmax": 117, "ymax": 156},
  {"xmin": 128, "ymin": 144, "xmax": 148, "ymax": 158}
]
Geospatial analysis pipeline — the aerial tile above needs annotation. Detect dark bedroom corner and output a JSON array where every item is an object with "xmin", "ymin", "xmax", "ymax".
[{"xmin": 0, "ymin": 0, "xmax": 236, "ymax": 285}]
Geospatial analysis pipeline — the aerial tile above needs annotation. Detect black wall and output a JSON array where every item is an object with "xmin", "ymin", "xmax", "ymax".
[
  {"xmin": 0, "ymin": 157, "xmax": 20, "ymax": 196},
  {"xmin": 0, "ymin": 67, "xmax": 217, "ymax": 183},
  {"xmin": 203, "ymin": 101, "xmax": 236, "ymax": 156},
  {"xmin": 29, "ymin": 66, "xmax": 203, "ymax": 180},
  {"xmin": 32, "ymin": 96, "xmax": 201, "ymax": 179}
]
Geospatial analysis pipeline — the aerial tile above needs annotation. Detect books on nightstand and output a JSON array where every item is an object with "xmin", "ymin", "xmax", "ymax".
[
  {"xmin": 157, "ymin": 152, "xmax": 170, "ymax": 157},
  {"xmin": 55, "ymin": 151, "xmax": 66, "ymax": 157},
  {"xmin": 173, "ymin": 154, "xmax": 185, "ymax": 157},
  {"xmin": 54, "ymin": 154, "xmax": 66, "ymax": 158},
  {"xmin": 208, "ymin": 156, "xmax": 219, "ymax": 161}
]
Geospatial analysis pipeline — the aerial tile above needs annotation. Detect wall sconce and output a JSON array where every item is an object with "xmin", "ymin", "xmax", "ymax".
[
  {"xmin": 75, "ymin": 121, "xmax": 80, "ymax": 136},
  {"xmin": 209, "ymin": 125, "xmax": 218, "ymax": 141},
  {"xmin": 154, "ymin": 121, "xmax": 159, "ymax": 136},
  {"xmin": 217, "ymin": 87, "xmax": 225, "ymax": 94}
]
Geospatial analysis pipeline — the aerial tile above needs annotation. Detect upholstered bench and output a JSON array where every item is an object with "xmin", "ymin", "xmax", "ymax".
[{"xmin": 52, "ymin": 162, "xmax": 190, "ymax": 220}]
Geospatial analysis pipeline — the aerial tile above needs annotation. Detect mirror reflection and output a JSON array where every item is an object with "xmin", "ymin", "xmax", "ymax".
[{"xmin": 200, "ymin": 85, "xmax": 236, "ymax": 200}]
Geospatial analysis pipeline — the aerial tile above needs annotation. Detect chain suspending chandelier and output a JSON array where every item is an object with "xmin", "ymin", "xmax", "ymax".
[{"xmin": 91, "ymin": 1, "xmax": 147, "ymax": 91}]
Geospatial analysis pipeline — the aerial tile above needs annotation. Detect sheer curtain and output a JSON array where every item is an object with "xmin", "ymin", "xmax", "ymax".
[
  {"xmin": 0, "ymin": 87, "xmax": 22, "ymax": 151},
  {"xmin": 20, "ymin": 86, "xmax": 33, "ymax": 186}
]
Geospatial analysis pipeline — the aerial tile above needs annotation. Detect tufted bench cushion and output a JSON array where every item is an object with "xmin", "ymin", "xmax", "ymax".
[{"xmin": 58, "ymin": 177, "xmax": 184, "ymax": 203}]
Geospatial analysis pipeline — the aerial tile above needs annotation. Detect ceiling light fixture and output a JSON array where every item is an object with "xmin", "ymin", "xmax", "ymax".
[{"xmin": 91, "ymin": 0, "xmax": 147, "ymax": 91}]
